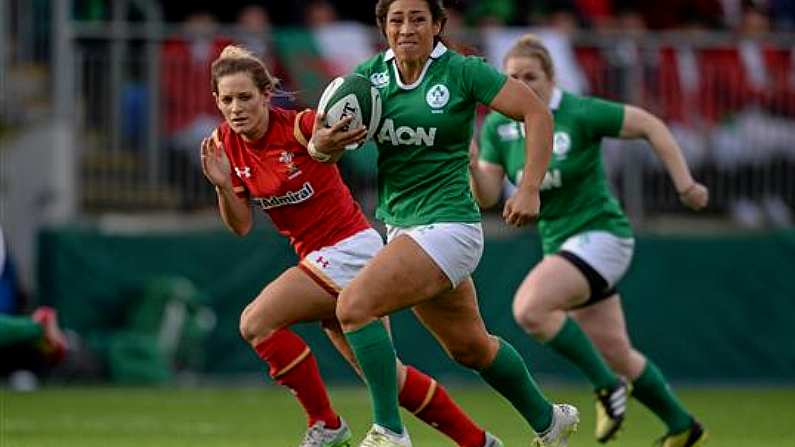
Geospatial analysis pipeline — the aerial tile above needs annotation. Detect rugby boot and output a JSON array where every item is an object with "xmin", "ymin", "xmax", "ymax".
[
  {"xmin": 531, "ymin": 404, "xmax": 580, "ymax": 447},
  {"xmin": 299, "ymin": 418, "xmax": 352, "ymax": 447},
  {"xmin": 595, "ymin": 378, "xmax": 631, "ymax": 442}
]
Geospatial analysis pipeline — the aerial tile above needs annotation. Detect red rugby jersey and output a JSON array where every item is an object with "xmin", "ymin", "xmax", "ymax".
[{"xmin": 216, "ymin": 107, "xmax": 371, "ymax": 259}]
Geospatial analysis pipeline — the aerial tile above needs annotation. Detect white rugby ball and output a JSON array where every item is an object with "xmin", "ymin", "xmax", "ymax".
[{"xmin": 317, "ymin": 73, "xmax": 382, "ymax": 150}]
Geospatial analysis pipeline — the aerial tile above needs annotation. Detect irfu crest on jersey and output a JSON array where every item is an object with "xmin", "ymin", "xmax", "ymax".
[
  {"xmin": 553, "ymin": 132, "xmax": 571, "ymax": 159},
  {"xmin": 426, "ymin": 84, "xmax": 450, "ymax": 111},
  {"xmin": 370, "ymin": 71, "xmax": 390, "ymax": 89}
]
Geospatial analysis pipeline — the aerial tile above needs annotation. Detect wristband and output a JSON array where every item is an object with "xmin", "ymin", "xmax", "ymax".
[{"xmin": 308, "ymin": 140, "xmax": 332, "ymax": 163}]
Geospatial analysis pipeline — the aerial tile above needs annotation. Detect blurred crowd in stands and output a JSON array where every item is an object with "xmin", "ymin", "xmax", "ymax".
[
  {"xmin": 146, "ymin": 4, "xmax": 795, "ymax": 157},
  {"xmin": 61, "ymin": 0, "xmax": 795, "ymax": 223}
]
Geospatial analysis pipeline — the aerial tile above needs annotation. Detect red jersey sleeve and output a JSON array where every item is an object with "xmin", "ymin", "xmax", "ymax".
[{"xmin": 293, "ymin": 109, "xmax": 316, "ymax": 149}]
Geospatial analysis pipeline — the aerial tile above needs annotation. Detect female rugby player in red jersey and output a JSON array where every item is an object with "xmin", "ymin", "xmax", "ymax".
[{"xmin": 200, "ymin": 45, "xmax": 502, "ymax": 447}]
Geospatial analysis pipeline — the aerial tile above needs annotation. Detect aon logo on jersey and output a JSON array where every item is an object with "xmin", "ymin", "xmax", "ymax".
[
  {"xmin": 517, "ymin": 169, "xmax": 562, "ymax": 191},
  {"xmin": 377, "ymin": 119, "xmax": 437, "ymax": 146}
]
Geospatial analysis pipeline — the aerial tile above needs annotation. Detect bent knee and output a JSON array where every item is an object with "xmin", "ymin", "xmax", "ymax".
[
  {"xmin": 239, "ymin": 308, "xmax": 277, "ymax": 345},
  {"xmin": 512, "ymin": 292, "xmax": 551, "ymax": 337},
  {"xmin": 336, "ymin": 288, "xmax": 377, "ymax": 329},
  {"xmin": 447, "ymin": 338, "xmax": 494, "ymax": 370}
]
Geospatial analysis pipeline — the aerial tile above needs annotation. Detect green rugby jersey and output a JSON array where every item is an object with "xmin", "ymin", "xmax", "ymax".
[
  {"xmin": 479, "ymin": 88, "xmax": 633, "ymax": 254},
  {"xmin": 355, "ymin": 42, "xmax": 507, "ymax": 226}
]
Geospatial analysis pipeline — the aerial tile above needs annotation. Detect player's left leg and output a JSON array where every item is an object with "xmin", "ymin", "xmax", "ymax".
[
  {"xmin": 513, "ymin": 254, "xmax": 627, "ymax": 443},
  {"xmin": 513, "ymin": 255, "xmax": 624, "ymax": 392},
  {"xmin": 240, "ymin": 267, "xmax": 348, "ymax": 446},
  {"xmin": 572, "ymin": 295, "xmax": 707, "ymax": 445},
  {"xmin": 412, "ymin": 278, "xmax": 578, "ymax": 445},
  {"xmin": 323, "ymin": 318, "xmax": 499, "ymax": 447}
]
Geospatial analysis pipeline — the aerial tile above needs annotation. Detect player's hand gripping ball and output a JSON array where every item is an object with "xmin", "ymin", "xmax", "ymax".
[{"xmin": 317, "ymin": 73, "xmax": 382, "ymax": 150}]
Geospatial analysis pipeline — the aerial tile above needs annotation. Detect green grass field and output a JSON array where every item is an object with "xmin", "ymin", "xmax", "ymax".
[{"xmin": 2, "ymin": 385, "xmax": 794, "ymax": 446}]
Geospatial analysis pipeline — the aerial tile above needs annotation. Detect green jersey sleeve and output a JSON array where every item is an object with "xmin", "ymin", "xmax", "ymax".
[
  {"xmin": 353, "ymin": 54, "xmax": 380, "ymax": 78},
  {"xmin": 478, "ymin": 113, "xmax": 505, "ymax": 166},
  {"xmin": 580, "ymin": 96, "xmax": 625, "ymax": 139},
  {"xmin": 462, "ymin": 56, "xmax": 508, "ymax": 106}
]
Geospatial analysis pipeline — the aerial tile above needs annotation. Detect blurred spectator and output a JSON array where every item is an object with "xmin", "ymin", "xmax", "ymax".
[
  {"xmin": 575, "ymin": 0, "xmax": 616, "ymax": 29},
  {"xmin": 234, "ymin": 4, "xmax": 272, "ymax": 60},
  {"xmin": 305, "ymin": 1, "xmax": 374, "ymax": 76},
  {"xmin": 306, "ymin": 0, "xmax": 337, "ymax": 27},
  {"xmin": 535, "ymin": 4, "xmax": 590, "ymax": 95},
  {"xmin": 74, "ymin": 0, "xmax": 107, "ymax": 22},
  {"xmin": 720, "ymin": 0, "xmax": 745, "ymax": 28},
  {"xmin": 162, "ymin": 11, "xmax": 230, "ymax": 152},
  {"xmin": 630, "ymin": 0, "xmax": 724, "ymax": 30},
  {"xmin": 483, "ymin": 3, "xmax": 588, "ymax": 94},
  {"xmin": 161, "ymin": 11, "xmax": 232, "ymax": 206},
  {"xmin": 467, "ymin": 0, "xmax": 516, "ymax": 27}
]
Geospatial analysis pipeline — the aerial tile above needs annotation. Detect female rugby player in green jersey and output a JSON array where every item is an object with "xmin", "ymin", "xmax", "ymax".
[
  {"xmin": 310, "ymin": 2, "xmax": 578, "ymax": 446},
  {"xmin": 470, "ymin": 34, "xmax": 709, "ymax": 447}
]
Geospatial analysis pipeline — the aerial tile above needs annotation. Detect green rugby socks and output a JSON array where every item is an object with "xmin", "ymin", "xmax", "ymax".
[
  {"xmin": 479, "ymin": 337, "xmax": 553, "ymax": 433},
  {"xmin": 546, "ymin": 317, "xmax": 620, "ymax": 391},
  {"xmin": 345, "ymin": 320, "xmax": 404, "ymax": 434},
  {"xmin": 633, "ymin": 360, "xmax": 693, "ymax": 433}
]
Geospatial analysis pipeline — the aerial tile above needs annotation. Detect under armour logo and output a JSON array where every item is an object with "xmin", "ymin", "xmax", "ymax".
[
  {"xmin": 235, "ymin": 166, "xmax": 252, "ymax": 178},
  {"xmin": 315, "ymin": 256, "xmax": 330, "ymax": 268}
]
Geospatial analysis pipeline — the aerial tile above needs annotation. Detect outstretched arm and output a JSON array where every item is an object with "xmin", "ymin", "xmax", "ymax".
[
  {"xmin": 620, "ymin": 106, "xmax": 708, "ymax": 210},
  {"xmin": 488, "ymin": 78, "xmax": 553, "ymax": 226}
]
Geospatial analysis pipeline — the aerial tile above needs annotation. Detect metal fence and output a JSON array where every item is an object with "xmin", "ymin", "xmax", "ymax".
[{"xmin": 7, "ymin": 1, "xmax": 795, "ymax": 226}]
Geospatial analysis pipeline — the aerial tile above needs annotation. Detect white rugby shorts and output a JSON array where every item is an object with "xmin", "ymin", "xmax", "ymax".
[
  {"xmin": 299, "ymin": 228, "xmax": 383, "ymax": 296},
  {"xmin": 386, "ymin": 222, "xmax": 484, "ymax": 288},
  {"xmin": 559, "ymin": 230, "xmax": 634, "ymax": 288}
]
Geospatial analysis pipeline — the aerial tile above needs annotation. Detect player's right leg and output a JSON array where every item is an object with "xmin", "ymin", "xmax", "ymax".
[
  {"xmin": 240, "ymin": 267, "xmax": 349, "ymax": 447},
  {"xmin": 323, "ymin": 318, "xmax": 501, "ymax": 447},
  {"xmin": 336, "ymin": 235, "xmax": 460, "ymax": 445}
]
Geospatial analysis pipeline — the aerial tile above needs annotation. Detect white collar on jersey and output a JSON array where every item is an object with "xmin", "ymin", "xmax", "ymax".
[
  {"xmin": 384, "ymin": 41, "xmax": 447, "ymax": 62},
  {"xmin": 548, "ymin": 87, "xmax": 563, "ymax": 110},
  {"xmin": 384, "ymin": 42, "xmax": 448, "ymax": 90}
]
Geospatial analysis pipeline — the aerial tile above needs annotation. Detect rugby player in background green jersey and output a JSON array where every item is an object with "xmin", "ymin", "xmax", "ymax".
[
  {"xmin": 470, "ymin": 34, "xmax": 709, "ymax": 447},
  {"xmin": 310, "ymin": 2, "xmax": 578, "ymax": 446}
]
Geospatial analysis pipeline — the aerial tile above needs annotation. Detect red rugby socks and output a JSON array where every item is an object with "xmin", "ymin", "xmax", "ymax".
[
  {"xmin": 399, "ymin": 365, "xmax": 486, "ymax": 447},
  {"xmin": 255, "ymin": 328, "xmax": 340, "ymax": 429}
]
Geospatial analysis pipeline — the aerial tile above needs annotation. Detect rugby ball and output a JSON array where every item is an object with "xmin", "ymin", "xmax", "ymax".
[{"xmin": 317, "ymin": 73, "xmax": 382, "ymax": 150}]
